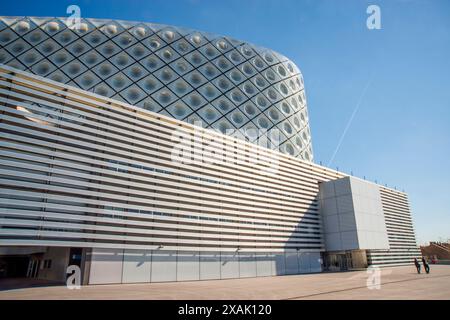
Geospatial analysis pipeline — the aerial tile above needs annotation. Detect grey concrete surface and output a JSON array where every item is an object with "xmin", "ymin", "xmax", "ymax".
[{"xmin": 0, "ymin": 265, "xmax": 449, "ymax": 300}]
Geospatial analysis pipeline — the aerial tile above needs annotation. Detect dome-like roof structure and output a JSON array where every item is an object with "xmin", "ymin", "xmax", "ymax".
[{"xmin": 0, "ymin": 16, "xmax": 313, "ymax": 160}]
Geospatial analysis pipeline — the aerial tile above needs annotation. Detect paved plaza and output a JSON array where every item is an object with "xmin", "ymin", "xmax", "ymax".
[{"xmin": 1, "ymin": 265, "xmax": 449, "ymax": 300}]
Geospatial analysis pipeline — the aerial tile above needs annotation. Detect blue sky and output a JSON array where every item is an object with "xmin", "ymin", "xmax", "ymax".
[{"xmin": 1, "ymin": 0, "xmax": 449, "ymax": 244}]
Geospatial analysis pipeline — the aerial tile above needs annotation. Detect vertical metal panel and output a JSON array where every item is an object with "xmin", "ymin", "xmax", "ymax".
[
  {"xmin": 298, "ymin": 252, "xmax": 311, "ymax": 273},
  {"xmin": 238, "ymin": 252, "xmax": 257, "ymax": 278},
  {"xmin": 150, "ymin": 250, "xmax": 177, "ymax": 282},
  {"xmin": 255, "ymin": 253, "xmax": 273, "ymax": 277},
  {"xmin": 273, "ymin": 253, "xmax": 286, "ymax": 275},
  {"xmin": 220, "ymin": 252, "xmax": 239, "ymax": 279},
  {"xmin": 199, "ymin": 252, "xmax": 221, "ymax": 280},
  {"xmin": 122, "ymin": 249, "xmax": 151, "ymax": 283},
  {"xmin": 88, "ymin": 248, "xmax": 124, "ymax": 285},
  {"xmin": 285, "ymin": 251, "xmax": 299, "ymax": 275},
  {"xmin": 309, "ymin": 252, "xmax": 322, "ymax": 273},
  {"xmin": 177, "ymin": 251, "xmax": 200, "ymax": 281}
]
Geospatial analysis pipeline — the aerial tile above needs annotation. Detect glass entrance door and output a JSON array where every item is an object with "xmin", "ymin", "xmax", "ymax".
[{"xmin": 322, "ymin": 252, "xmax": 352, "ymax": 271}]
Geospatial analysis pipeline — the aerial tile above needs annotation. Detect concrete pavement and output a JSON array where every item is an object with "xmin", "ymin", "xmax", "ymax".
[{"xmin": 1, "ymin": 265, "xmax": 449, "ymax": 300}]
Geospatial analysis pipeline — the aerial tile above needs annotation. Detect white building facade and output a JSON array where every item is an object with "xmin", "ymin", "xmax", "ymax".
[{"xmin": 0, "ymin": 17, "xmax": 420, "ymax": 285}]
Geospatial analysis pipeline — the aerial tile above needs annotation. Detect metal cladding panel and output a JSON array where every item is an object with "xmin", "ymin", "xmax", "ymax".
[
  {"xmin": 150, "ymin": 251, "xmax": 177, "ymax": 282},
  {"xmin": 324, "ymin": 232, "xmax": 342, "ymax": 252},
  {"xmin": 274, "ymin": 253, "xmax": 286, "ymax": 275},
  {"xmin": 255, "ymin": 253, "xmax": 273, "ymax": 277},
  {"xmin": 87, "ymin": 249, "xmax": 324, "ymax": 284},
  {"xmin": 238, "ymin": 252, "xmax": 257, "ymax": 278},
  {"xmin": 338, "ymin": 212, "xmax": 357, "ymax": 232},
  {"xmin": 122, "ymin": 249, "xmax": 152, "ymax": 283},
  {"xmin": 0, "ymin": 16, "xmax": 313, "ymax": 161},
  {"xmin": 323, "ymin": 214, "xmax": 339, "ymax": 233},
  {"xmin": 88, "ymin": 248, "xmax": 124, "ymax": 284},
  {"xmin": 340, "ymin": 231, "xmax": 359, "ymax": 250},
  {"xmin": 319, "ymin": 176, "xmax": 390, "ymax": 252},
  {"xmin": 351, "ymin": 178, "xmax": 390, "ymax": 250},
  {"xmin": 177, "ymin": 251, "xmax": 200, "ymax": 281},
  {"xmin": 285, "ymin": 251, "xmax": 299, "ymax": 275},
  {"xmin": 309, "ymin": 252, "xmax": 322, "ymax": 273},
  {"xmin": 321, "ymin": 198, "xmax": 338, "ymax": 216},
  {"xmin": 336, "ymin": 195, "xmax": 354, "ymax": 213},
  {"xmin": 199, "ymin": 252, "xmax": 221, "ymax": 280},
  {"xmin": 220, "ymin": 252, "xmax": 239, "ymax": 279},
  {"xmin": 298, "ymin": 252, "xmax": 310, "ymax": 273}
]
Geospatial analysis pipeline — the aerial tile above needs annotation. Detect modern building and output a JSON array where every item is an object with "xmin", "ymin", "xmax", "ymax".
[
  {"xmin": 421, "ymin": 242, "xmax": 450, "ymax": 262},
  {"xmin": 0, "ymin": 17, "xmax": 420, "ymax": 285}
]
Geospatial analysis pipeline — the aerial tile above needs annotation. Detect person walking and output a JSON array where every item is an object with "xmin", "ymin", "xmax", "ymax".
[
  {"xmin": 414, "ymin": 258, "xmax": 421, "ymax": 274},
  {"xmin": 422, "ymin": 257, "xmax": 430, "ymax": 274}
]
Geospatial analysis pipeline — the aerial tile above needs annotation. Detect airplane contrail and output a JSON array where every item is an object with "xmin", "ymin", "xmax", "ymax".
[{"xmin": 328, "ymin": 78, "xmax": 373, "ymax": 167}]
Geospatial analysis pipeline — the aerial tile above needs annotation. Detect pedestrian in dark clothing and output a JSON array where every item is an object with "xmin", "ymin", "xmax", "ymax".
[
  {"xmin": 414, "ymin": 258, "xmax": 421, "ymax": 274},
  {"xmin": 422, "ymin": 257, "xmax": 430, "ymax": 274}
]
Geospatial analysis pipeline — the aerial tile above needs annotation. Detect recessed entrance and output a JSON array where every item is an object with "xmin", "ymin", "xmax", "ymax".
[
  {"xmin": 322, "ymin": 250, "xmax": 368, "ymax": 272},
  {"xmin": 0, "ymin": 256, "xmax": 30, "ymax": 278}
]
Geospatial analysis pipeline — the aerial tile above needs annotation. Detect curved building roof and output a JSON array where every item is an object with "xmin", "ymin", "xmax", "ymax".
[{"xmin": 0, "ymin": 16, "xmax": 313, "ymax": 160}]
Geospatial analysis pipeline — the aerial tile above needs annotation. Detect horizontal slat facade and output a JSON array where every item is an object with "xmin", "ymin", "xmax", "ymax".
[
  {"xmin": 366, "ymin": 188, "xmax": 421, "ymax": 266},
  {"xmin": 0, "ymin": 65, "xmax": 419, "ymax": 267},
  {"xmin": 0, "ymin": 66, "xmax": 324, "ymax": 253}
]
